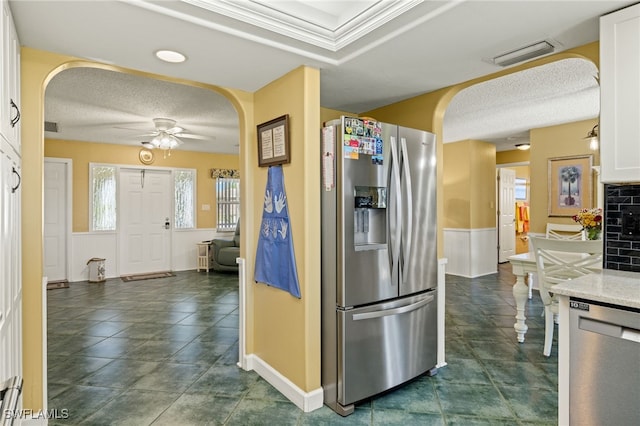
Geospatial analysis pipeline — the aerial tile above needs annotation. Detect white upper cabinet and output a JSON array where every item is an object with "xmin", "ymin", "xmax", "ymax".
[
  {"xmin": 0, "ymin": 0, "xmax": 20, "ymax": 154},
  {"xmin": 600, "ymin": 3, "xmax": 640, "ymax": 183}
]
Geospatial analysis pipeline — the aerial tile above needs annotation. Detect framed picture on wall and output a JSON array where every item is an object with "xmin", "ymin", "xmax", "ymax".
[
  {"xmin": 257, "ymin": 114, "xmax": 290, "ymax": 167},
  {"xmin": 548, "ymin": 154, "xmax": 593, "ymax": 216}
]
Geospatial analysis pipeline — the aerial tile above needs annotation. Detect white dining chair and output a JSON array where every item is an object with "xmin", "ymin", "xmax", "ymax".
[
  {"xmin": 527, "ymin": 223, "xmax": 587, "ymax": 299},
  {"xmin": 530, "ymin": 237, "xmax": 603, "ymax": 356},
  {"xmin": 545, "ymin": 223, "xmax": 586, "ymax": 240}
]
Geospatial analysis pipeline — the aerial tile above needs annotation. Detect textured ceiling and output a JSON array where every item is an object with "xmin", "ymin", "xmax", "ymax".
[
  {"xmin": 444, "ymin": 58, "xmax": 600, "ymax": 150},
  {"xmin": 45, "ymin": 68, "xmax": 239, "ymax": 154}
]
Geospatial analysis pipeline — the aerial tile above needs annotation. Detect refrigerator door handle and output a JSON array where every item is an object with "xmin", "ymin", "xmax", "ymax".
[
  {"xmin": 352, "ymin": 295, "xmax": 434, "ymax": 321},
  {"xmin": 400, "ymin": 137, "xmax": 413, "ymax": 277},
  {"xmin": 388, "ymin": 136, "xmax": 402, "ymax": 283}
]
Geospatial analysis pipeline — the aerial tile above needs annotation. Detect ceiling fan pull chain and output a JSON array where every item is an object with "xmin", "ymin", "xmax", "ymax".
[{"xmin": 141, "ymin": 169, "xmax": 145, "ymax": 188}]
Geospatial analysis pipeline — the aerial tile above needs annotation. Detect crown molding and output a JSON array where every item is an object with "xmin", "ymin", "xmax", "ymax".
[{"xmin": 183, "ymin": 0, "xmax": 423, "ymax": 52}]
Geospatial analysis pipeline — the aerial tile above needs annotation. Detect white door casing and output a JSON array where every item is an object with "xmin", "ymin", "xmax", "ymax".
[
  {"xmin": 119, "ymin": 168, "xmax": 172, "ymax": 275},
  {"xmin": 44, "ymin": 159, "xmax": 71, "ymax": 282},
  {"xmin": 498, "ymin": 168, "xmax": 516, "ymax": 263}
]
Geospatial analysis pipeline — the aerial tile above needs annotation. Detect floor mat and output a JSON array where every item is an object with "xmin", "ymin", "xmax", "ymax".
[
  {"xmin": 47, "ymin": 280, "xmax": 69, "ymax": 290},
  {"xmin": 120, "ymin": 272, "xmax": 175, "ymax": 282}
]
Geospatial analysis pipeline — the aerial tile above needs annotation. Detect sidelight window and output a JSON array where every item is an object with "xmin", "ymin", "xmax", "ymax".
[
  {"xmin": 90, "ymin": 165, "xmax": 117, "ymax": 231},
  {"xmin": 174, "ymin": 170, "xmax": 196, "ymax": 229}
]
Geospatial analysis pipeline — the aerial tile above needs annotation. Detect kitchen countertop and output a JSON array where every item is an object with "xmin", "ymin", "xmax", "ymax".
[{"xmin": 553, "ymin": 269, "xmax": 640, "ymax": 309}]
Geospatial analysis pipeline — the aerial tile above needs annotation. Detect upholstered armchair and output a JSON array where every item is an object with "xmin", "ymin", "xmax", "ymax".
[{"xmin": 209, "ymin": 223, "xmax": 240, "ymax": 272}]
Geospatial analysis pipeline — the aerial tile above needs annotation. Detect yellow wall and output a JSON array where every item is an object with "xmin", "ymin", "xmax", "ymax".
[
  {"xmin": 443, "ymin": 140, "xmax": 496, "ymax": 229},
  {"xmin": 21, "ymin": 47, "xmax": 256, "ymax": 410},
  {"xmin": 251, "ymin": 66, "xmax": 321, "ymax": 392},
  {"xmin": 44, "ymin": 139, "xmax": 238, "ymax": 231},
  {"xmin": 511, "ymin": 165, "xmax": 530, "ymax": 181},
  {"xmin": 497, "ymin": 149, "xmax": 530, "ymax": 165},
  {"xmin": 529, "ymin": 118, "xmax": 599, "ymax": 234},
  {"xmin": 443, "ymin": 142, "xmax": 471, "ymax": 228}
]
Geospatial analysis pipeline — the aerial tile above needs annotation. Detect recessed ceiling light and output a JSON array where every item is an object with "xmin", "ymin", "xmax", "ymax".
[{"xmin": 155, "ymin": 50, "xmax": 186, "ymax": 63}]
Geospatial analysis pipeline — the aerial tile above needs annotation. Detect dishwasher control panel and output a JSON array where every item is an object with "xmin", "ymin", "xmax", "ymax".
[{"xmin": 569, "ymin": 300, "xmax": 589, "ymax": 311}]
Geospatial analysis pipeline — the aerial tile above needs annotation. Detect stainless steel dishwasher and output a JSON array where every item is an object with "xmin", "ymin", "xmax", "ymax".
[{"xmin": 569, "ymin": 298, "xmax": 640, "ymax": 425}]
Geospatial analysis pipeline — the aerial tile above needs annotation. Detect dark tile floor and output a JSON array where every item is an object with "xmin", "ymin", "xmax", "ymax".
[{"xmin": 47, "ymin": 264, "xmax": 556, "ymax": 425}]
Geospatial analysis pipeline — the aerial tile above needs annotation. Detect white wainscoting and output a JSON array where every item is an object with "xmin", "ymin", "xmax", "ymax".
[
  {"xmin": 443, "ymin": 228, "xmax": 498, "ymax": 278},
  {"xmin": 70, "ymin": 229, "xmax": 232, "ymax": 282},
  {"xmin": 71, "ymin": 232, "xmax": 118, "ymax": 282}
]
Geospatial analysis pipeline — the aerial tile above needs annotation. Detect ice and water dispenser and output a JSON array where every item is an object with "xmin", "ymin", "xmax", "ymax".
[{"xmin": 354, "ymin": 186, "xmax": 386, "ymax": 249}]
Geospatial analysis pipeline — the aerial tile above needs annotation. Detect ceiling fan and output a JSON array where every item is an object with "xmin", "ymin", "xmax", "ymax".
[{"xmin": 136, "ymin": 118, "xmax": 204, "ymax": 155}]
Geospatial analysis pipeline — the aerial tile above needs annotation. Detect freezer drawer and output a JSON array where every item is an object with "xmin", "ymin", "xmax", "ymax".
[
  {"xmin": 338, "ymin": 291, "xmax": 437, "ymax": 405},
  {"xmin": 569, "ymin": 298, "xmax": 640, "ymax": 425}
]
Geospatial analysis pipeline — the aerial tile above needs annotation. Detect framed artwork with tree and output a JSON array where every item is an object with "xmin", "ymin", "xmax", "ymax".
[{"xmin": 548, "ymin": 155, "xmax": 593, "ymax": 216}]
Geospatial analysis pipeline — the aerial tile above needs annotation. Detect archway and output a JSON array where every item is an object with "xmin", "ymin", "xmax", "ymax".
[
  {"xmin": 440, "ymin": 58, "xmax": 599, "ymax": 277},
  {"xmin": 21, "ymin": 50, "xmax": 254, "ymax": 410}
]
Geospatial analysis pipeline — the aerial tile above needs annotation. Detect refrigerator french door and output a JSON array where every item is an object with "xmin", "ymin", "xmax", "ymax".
[{"xmin": 321, "ymin": 116, "xmax": 438, "ymax": 416}]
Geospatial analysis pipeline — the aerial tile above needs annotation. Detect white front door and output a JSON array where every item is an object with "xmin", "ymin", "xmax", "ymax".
[
  {"xmin": 119, "ymin": 168, "xmax": 172, "ymax": 275},
  {"xmin": 44, "ymin": 159, "xmax": 70, "ymax": 282},
  {"xmin": 498, "ymin": 168, "xmax": 516, "ymax": 263}
]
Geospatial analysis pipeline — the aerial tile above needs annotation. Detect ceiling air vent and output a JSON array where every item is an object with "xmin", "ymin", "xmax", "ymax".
[
  {"xmin": 44, "ymin": 121, "xmax": 59, "ymax": 132},
  {"xmin": 492, "ymin": 40, "xmax": 555, "ymax": 67}
]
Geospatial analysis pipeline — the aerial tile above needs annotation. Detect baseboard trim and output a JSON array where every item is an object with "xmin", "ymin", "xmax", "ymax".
[{"xmin": 243, "ymin": 354, "xmax": 323, "ymax": 413}]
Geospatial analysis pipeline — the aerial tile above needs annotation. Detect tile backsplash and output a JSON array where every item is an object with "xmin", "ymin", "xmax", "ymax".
[{"xmin": 604, "ymin": 184, "xmax": 640, "ymax": 272}]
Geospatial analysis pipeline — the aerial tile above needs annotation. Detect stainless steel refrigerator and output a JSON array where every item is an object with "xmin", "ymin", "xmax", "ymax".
[{"xmin": 321, "ymin": 116, "xmax": 438, "ymax": 416}]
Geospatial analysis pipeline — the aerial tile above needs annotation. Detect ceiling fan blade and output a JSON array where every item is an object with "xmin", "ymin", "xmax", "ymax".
[
  {"xmin": 174, "ymin": 133, "xmax": 213, "ymax": 140},
  {"xmin": 166, "ymin": 126, "xmax": 184, "ymax": 134},
  {"xmin": 113, "ymin": 125, "xmax": 153, "ymax": 131}
]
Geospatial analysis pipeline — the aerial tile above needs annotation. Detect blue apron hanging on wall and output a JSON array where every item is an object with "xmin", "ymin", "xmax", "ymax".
[{"xmin": 254, "ymin": 166, "xmax": 301, "ymax": 298}]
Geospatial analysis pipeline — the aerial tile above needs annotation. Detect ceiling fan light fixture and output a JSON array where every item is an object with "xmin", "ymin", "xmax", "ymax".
[
  {"xmin": 155, "ymin": 49, "xmax": 186, "ymax": 63},
  {"xmin": 492, "ymin": 40, "xmax": 555, "ymax": 67},
  {"xmin": 150, "ymin": 132, "xmax": 180, "ymax": 150},
  {"xmin": 515, "ymin": 143, "xmax": 530, "ymax": 151}
]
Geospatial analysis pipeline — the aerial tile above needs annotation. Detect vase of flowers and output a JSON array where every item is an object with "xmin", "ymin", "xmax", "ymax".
[{"xmin": 572, "ymin": 208, "xmax": 603, "ymax": 240}]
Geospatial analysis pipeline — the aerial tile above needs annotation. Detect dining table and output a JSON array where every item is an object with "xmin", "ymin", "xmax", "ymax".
[
  {"xmin": 507, "ymin": 252, "xmax": 538, "ymax": 343},
  {"xmin": 507, "ymin": 249, "xmax": 602, "ymax": 343}
]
